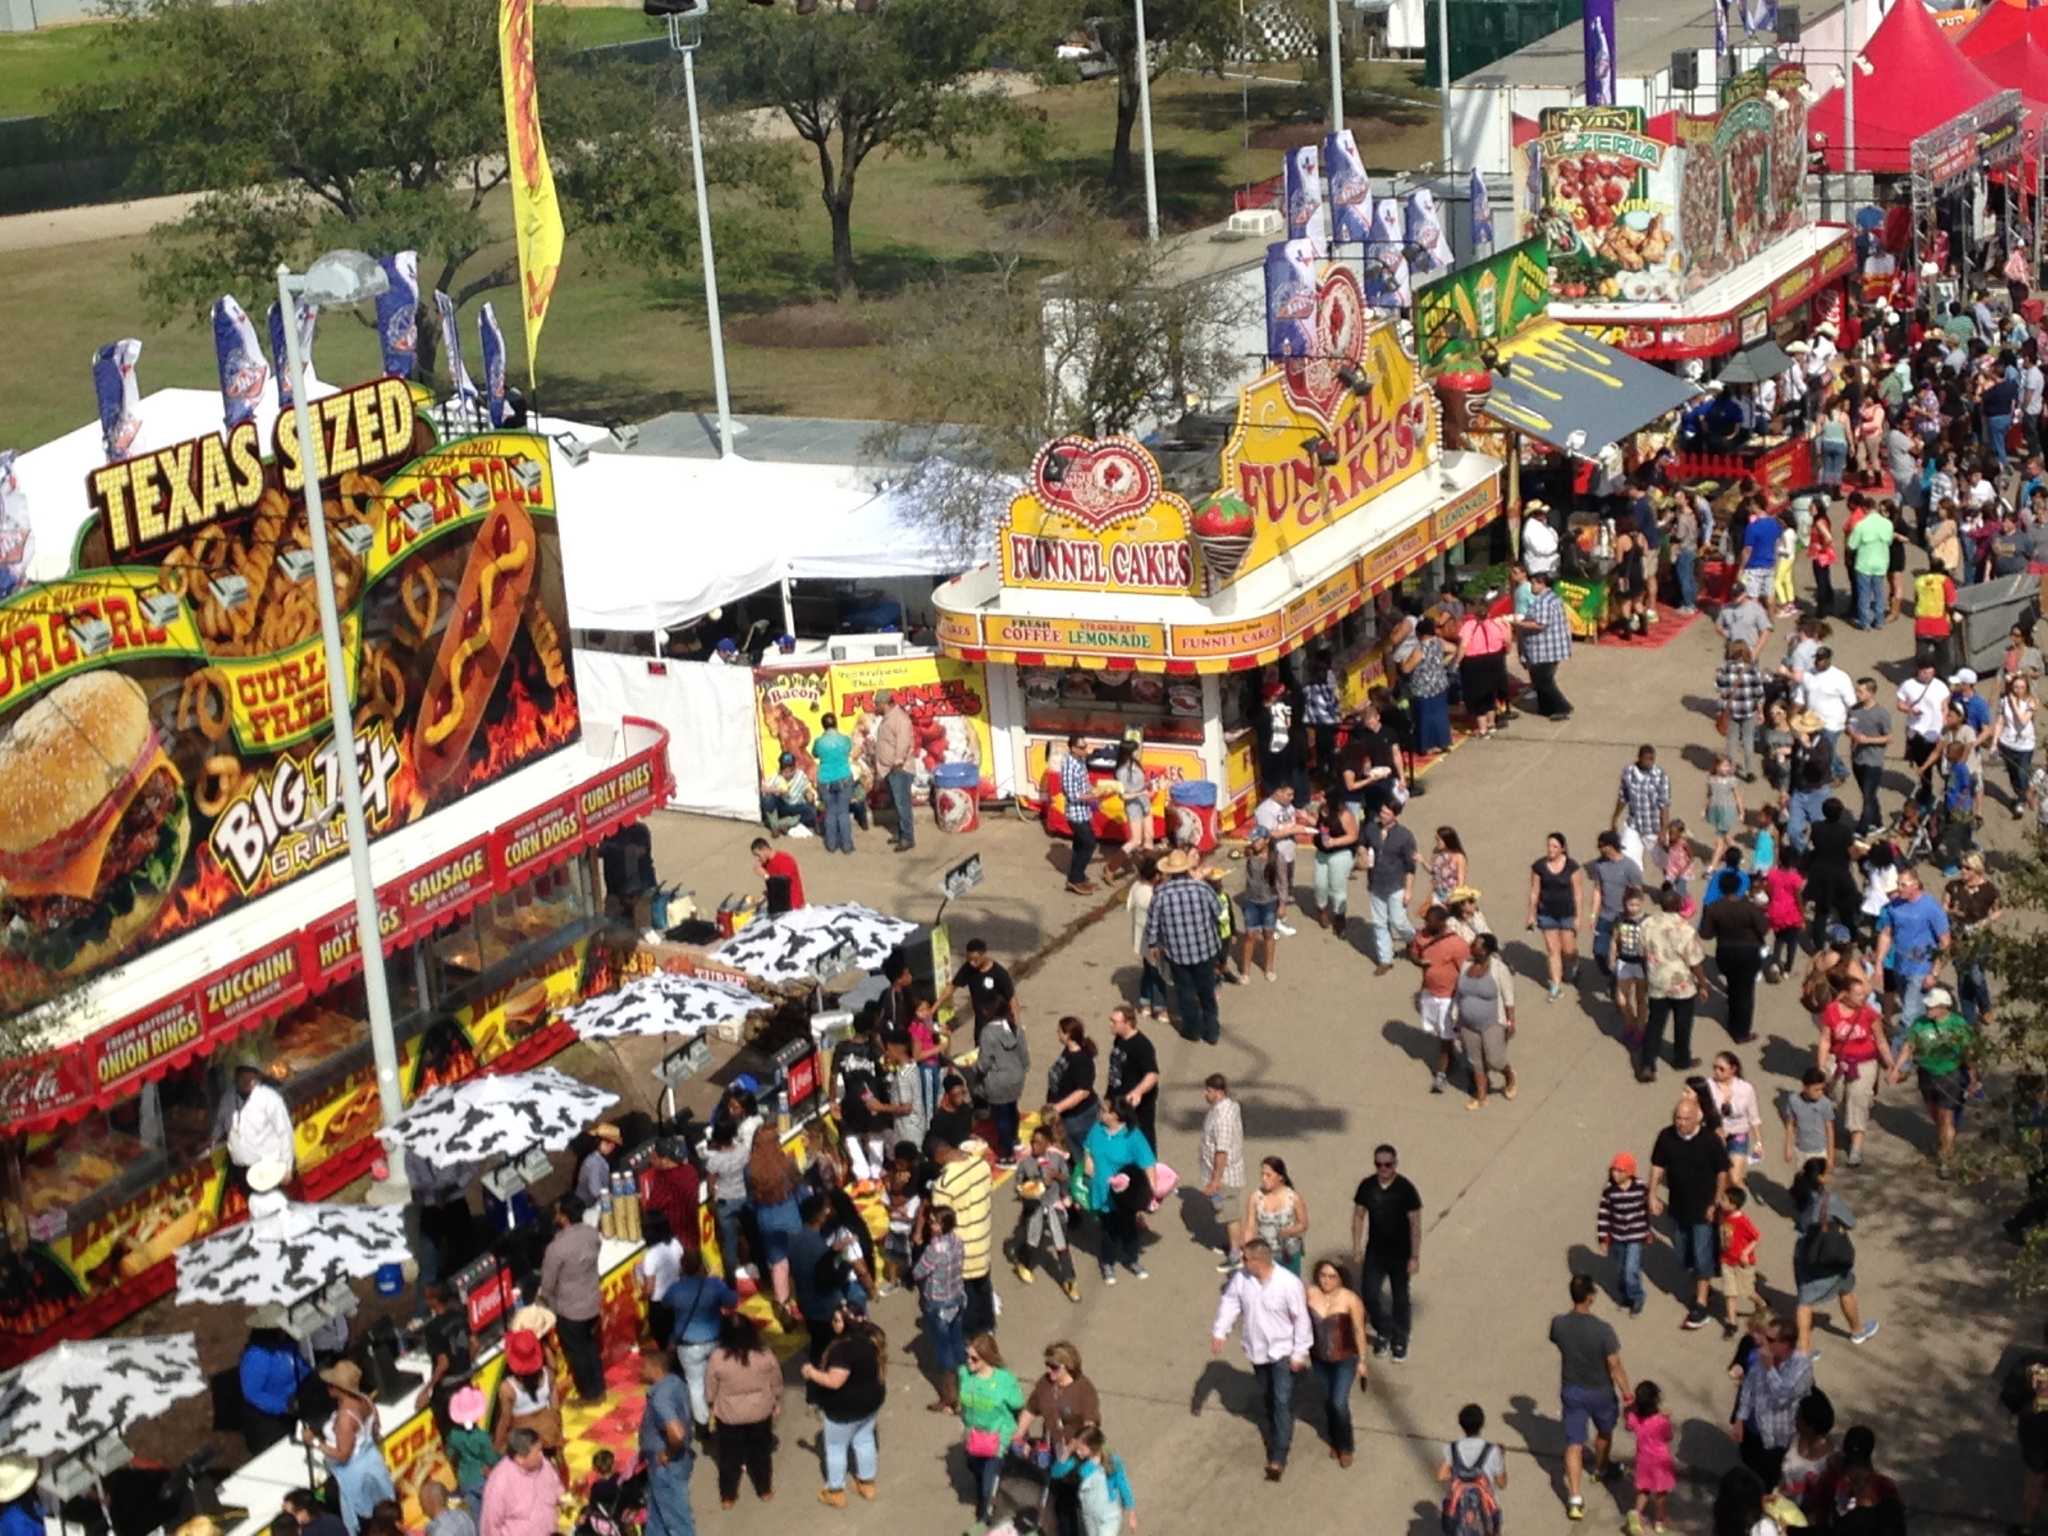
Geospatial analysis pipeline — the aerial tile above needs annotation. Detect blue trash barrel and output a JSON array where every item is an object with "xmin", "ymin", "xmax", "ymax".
[
  {"xmin": 1167, "ymin": 779, "xmax": 1218, "ymax": 851},
  {"xmin": 933, "ymin": 761, "xmax": 981, "ymax": 833}
]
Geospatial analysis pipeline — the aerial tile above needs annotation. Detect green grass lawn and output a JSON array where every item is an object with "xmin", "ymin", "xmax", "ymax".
[{"xmin": 0, "ymin": 66, "xmax": 1438, "ymax": 446}]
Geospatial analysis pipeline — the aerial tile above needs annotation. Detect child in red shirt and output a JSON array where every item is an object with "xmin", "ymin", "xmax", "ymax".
[
  {"xmin": 1762, "ymin": 863, "xmax": 1805, "ymax": 983},
  {"xmin": 1719, "ymin": 1185, "xmax": 1761, "ymax": 1337}
]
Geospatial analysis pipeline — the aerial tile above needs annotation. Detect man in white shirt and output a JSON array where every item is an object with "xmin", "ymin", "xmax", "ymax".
[
  {"xmin": 1798, "ymin": 645, "xmax": 1860, "ymax": 780},
  {"xmin": 1211, "ymin": 1238, "xmax": 1312, "ymax": 1480},
  {"xmin": 1520, "ymin": 502, "xmax": 1561, "ymax": 578},
  {"xmin": 222, "ymin": 1064, "xmax": 295, "ymax": 1193},
  {"xmin": 1251, "ymin": 786, "xmax": 1303, "ymax": 936},
  {"xmin": 1896, "ymin": 660, "xmax": 1951, "ymax": 805}
]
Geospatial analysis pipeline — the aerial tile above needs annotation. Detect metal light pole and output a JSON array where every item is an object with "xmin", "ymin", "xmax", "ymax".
[
  {"xmin": 1327, "ymin": 0, "xmax": 1343, "ymax": 129},
  {"xmin": 1134, "ymin": 0, "xmax": 1160, "ymax": 242},
  {"xmin": 1437, "ymin": 0, "xmax": 1452, "ymax": 171},
  {"xmin": 1843, "ymin": 0, "xmax": 1856, "ymax": 196},
  {"xmin": 669, "ymin": 10, "xmax": 736, "ymax": 458},
  {"xmin": 275, "ymin": 253, "xmax": 408, "ymax": 1190}
]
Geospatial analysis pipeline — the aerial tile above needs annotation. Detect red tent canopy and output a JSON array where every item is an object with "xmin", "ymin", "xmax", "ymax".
[
  {"xmin": 1971, "ymin": 32, "xmax": 2048, "ymax": 112},
  {"xmin": 1809, "ymin": 0, "xmax": 2004, "ymax": 172},
  {"xmin": 1959, "ymin": 0, "xmax": 2048, "ymax": 57}
]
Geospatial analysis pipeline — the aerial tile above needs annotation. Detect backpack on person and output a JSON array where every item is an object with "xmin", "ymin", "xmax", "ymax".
[{"xmin": 1441, "ymin": 1442, "xmax": 1503, "ymax": 1536}]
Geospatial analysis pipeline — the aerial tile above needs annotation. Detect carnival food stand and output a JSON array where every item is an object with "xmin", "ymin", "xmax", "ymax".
[
  {"xmin": 935, "ymin": 271, "xmax": 1507, "ymax": 833},
  {"xmin": 0, "ymin": 379, "xmax": 671, "ymax": 1364}
]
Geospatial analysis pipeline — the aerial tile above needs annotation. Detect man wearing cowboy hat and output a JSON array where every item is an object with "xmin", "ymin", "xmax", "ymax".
[
  {"xmin": 576, "ymin": 1122, "xmax": 622, "ymax": 1208},
  {"xmin": 1520, "ymin": 501, "xmax": 1560, "ymax": 580},
  {"xmin": 1144, "ymin": 849, "xmax": 1224, "ymax": 1045}
]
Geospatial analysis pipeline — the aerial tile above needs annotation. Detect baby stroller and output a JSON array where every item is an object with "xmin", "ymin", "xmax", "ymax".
[
  {"xmin": 574, "ymin": 1471, "xmax": 642, "ymax": 1536},
  {"xmin": 1891, "ymin": 800, "xmax": 1941, "ymax": 870}
]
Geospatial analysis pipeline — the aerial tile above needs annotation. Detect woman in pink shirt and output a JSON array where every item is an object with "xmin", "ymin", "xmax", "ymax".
[
  {"xmin": 1853, "ymin": 396, "xmax": 1886, "ymax": 485},
  {"xmin": 481, "ymin": 1428, "xmax": 564, "ymax": 1536}
]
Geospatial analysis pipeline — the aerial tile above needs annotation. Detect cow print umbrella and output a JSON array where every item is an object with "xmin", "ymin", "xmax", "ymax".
[
  {"xmin": 174, "ymin": 1199, "xmax": 409, "ymax": 1308},
  {"xmin": 714, "ymin": 903, "xmax": 918, "ymax": 985},
  {"xmin": 562, "ymin": 971, "xmax": 762, "ymax": 1042},
  {"xmin": 0, "ymin": 1333, "xmax": 204, "ymax": 1458},
  {"xmin": 377, "ymin": 1065, "xmax": 619, "ymax": 1169}
]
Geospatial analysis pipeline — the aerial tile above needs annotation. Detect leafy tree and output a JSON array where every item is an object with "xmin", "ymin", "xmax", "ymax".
[
  {"xmin": 54, "ymin": 0, "xmax": 793, "ymax": 387},
  {"xmin": 702, "ymin": 0, "xmax": 1014, "ymax": 297},
  {"xmin": 865, "ymin": 190, "xmax": 1249, "ymax": 557},
  {"xmin": 1968, "ymin": 826, "xmax": 2048, "ymax": 1294}
]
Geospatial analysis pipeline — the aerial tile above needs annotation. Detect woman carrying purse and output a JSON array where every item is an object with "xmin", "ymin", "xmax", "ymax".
[
  {"xmin": 1788, "ymin": 1157, "xmax": 1879, "ymax": 1354},
  {"xmin": 957, "ymin": 1333, "xmax": 1026, "ymax": 1527}
]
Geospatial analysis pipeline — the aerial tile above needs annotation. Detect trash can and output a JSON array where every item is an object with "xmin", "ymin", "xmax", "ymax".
[
  {"xmin": 1167, "ymin": 780, "xmax": 1219, "ymax": 852},
  {"xmin": 1954, "ymin": 573, "xmax": 2038, "ymax": 675},
  {"xmin": 932, "ymin": 761, "xmax": 981, "ymax": 834}
]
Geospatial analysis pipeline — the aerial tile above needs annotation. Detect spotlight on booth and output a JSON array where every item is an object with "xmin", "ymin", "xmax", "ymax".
[
  {"xmin": 555, "ymin": 431, "xmax": 590, "ymax": 468},
  {"xmin": 607, "ymin": 419, "xmax": 640, "ymax": 450}
]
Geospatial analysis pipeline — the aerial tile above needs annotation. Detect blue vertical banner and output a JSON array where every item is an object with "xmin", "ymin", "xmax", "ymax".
[
  {"xmin": 1264, "ymin": 239, "xmax": 1318, "ymax": 359},
  {"xmin": 479, "ymin": 301, "xmax": 511, "ymax": 427},
  {"xmin": 0, "ymin": 450, "xmax": 31, "ymax": 601},
  {"xmin": 1324, "ymin": 130, "xmax": 1372, "ymax": 244},
  {"xmin": 1363, "ymin": 197, "xmax": 1412, "ymax": 309},
  {"xmin": 267, "ymin": 299, "xmax": 319, "ymax": 410},
  {"xmin": 1583, "ymin": 0, "xmax": 1617, "ymax": 106},
  {"xmin": 1741, "ymin": 0, "xmax": 1778, "ymax": 38},
  {"xmin": 435, "ymin": 290, "xmax": 479, "ymax": 406},
  {"xmin": 1283, "ymin": 143, "xmax": 1332, "ymax": 256},
  {"xmin": 1714, "ymin": 0, "xmax": 1729, "ymax": 60},
  {"xmin": 1405, "ymin": 188, "xmax": 1454, "ymax": 276},
  {"xmin": 210, "ymin": 295, "xmax": 269, "ymax": 429},
  {"xmin": 1469, "ymin": 167, "xmax": 1495, "ymax": 251},
  {"xmin": 375, "ymin": 250, "xmax": 420, "ymax": 378},
  {"xmin": 92, "ymin": 339, "xmax": 143, "ymax": 462}
]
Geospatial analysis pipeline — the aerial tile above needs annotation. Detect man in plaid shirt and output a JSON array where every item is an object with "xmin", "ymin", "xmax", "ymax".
[
  {"xmin": 1731, "ymin": 1318, "xmax": 1813, "ymax": 1488},
  {"xmin": 1060, "ymin": 733, "xmax": 1098, "ymax": 895},
  {"xmin": 1613, "ymin": 744, "xmax": 1672, "ymax": 868},
  {"xmin": 1513, "ymin": 570, "xmax": 1575, "ymax": 719},
  {"xmin": 1146, "ymin": 850, "xmax": 1223, "ymax": 1043}
]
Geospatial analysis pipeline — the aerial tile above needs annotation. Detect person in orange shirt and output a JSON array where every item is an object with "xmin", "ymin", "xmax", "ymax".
[
  {"xmin": 1408, "ymin": 904, "xmax": 1471, "ymax": 1097},
  {"xmin": 1718, "ymin": 1186, "xmax": 1762, "ymax": 1339}
]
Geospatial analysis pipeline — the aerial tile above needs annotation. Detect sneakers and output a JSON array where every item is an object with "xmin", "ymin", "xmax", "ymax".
[
  {"xmin": 1101, "ymin": 1266, "xmax": 1117, "ymax": 1286},
  {"xmin": 1390, "ymin": 1342, "xmax": 1409, "ymax": 1362},
  {"xmin": 1370, "ymin": 1336, "xmax": 1389, "ymax": 1358},
  {"xmin": 1430, "ymin": 1072, "xmax": 1447, "ymax": 1095},
  {"xmin": 1629, "ymin": 1297, "xmax": 1645, "ymax": 1318},
  {"xmin": 1217, "ymin": 1255, "xmax": 1240, "ymax": 1273},
  {"xmin": 1275, "ymin": 919, "xmax": 1298, "ymax": 937},
  {"xmin": 1850, "ymin": 1321, "xmax": 1882, "ymax": 1345},
  {"xmin": 1626, "ymin": 1512, "xmax": 1646, "ymax": 1536},
  {"xmin": 787, "ymin": 824, "xmax": 815, "ymax": 839},
  {"xmin": 1682, "ymin": 1308, "xmax": 1710, "ymax": 1330},
  {"xmin": 818, "ymin": 1488, "xmax": 847, "ymax": 1509},
  {"xmin": 1567, "ymin": 1496, "xmax": 1586, "ymax": 1521},
  {"xmin": 1129, "ymin": 1264, "xmax": 1150, "ymax": 1280},
  {"xmin": 1846, "ymin": 1147, "xmax": 1863, "ymax": 1167}
]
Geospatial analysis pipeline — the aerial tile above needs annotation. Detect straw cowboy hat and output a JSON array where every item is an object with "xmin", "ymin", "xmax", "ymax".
[
  {"xmin": 510, "ymin": 1302, "xmax": 557, "ymax": 1338},
  {"xmin": 1447, "ymin": 885, "xmax": 1483, "ymax": 906},
  {"xmin": 249, "ymin": 1304, "xmax": 289, "ymax": 1330},
  {"xmin": 1158, "ymin": 849, "xmax": 1198, "ymax": 876},
  {"xmin": 318, "ymin": 1361, "xmax": 370, "ymax": 1400},
  {"xmin": 1791, "ymin": 710, "xmax": 1824, "ymax": 734},
  {"xmin": 0, "ymin": 1458, "xmax": 36, "ymax": 1504},
  {"xmin": 448, "ymin": 1385, "xmax": 488, "ymax": 1429},
  {"xmin": 592, "ymin": 1122, "xmax": 622, "ymax": 1145}
]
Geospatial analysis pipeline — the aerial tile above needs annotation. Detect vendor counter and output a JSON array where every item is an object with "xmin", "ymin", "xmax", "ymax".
[{"xmin": 1674, "ymin": 433, "xmax": 1813, "ymax": 502}]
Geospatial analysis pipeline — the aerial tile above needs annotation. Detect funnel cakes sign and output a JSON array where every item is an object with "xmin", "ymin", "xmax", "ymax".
[{"xmin": 1000, "ymin": 436, "xmax": 1194, "ymax": 596}]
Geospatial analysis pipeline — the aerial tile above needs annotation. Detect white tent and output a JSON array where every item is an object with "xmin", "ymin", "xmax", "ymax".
[{"xmin": 551, "ymin": 452, "xmax": 979, "ymax": 634}]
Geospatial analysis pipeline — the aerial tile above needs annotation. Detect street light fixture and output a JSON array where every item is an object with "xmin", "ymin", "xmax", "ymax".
[{"xmin": 275, "ymin": 252, "xmax": 409, "ymax": 1205}]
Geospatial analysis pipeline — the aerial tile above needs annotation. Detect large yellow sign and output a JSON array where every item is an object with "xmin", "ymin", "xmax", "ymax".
[
  {"xmin": 1211, "ymin": 320, "xmax": 1436, "ymax": 591},
  {"xmin": 1000, "ymin": 436, "xmax": 1194, "ymax": 595}
]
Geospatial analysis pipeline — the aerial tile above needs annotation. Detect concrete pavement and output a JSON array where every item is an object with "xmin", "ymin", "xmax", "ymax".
[{"xmin": 638, "ymin": 598, "xmax": 2033, "ymax": 1535}]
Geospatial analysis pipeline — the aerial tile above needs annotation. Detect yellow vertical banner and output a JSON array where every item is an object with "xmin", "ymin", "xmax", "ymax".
[{"xmin": 499, "ymin": 0, "xmax": 565, "ymax": 384}]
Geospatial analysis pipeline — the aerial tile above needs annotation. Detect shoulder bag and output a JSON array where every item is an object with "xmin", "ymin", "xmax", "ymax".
[{"xmin": 1799, "ymin": 1193, "xmax": 1856, "ymax": 1277}]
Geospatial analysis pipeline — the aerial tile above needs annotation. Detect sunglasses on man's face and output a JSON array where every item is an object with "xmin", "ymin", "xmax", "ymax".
[{"xmin": 1375, "ymin": 1159, "xmax": 1396, "ymax": 1169}]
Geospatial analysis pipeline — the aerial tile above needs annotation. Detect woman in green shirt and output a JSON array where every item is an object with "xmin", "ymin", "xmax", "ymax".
[
  {"xmin": 1890, "ymin": 985, "xmax": 1978, "ymax": 1170},
  {"xmin": 812, "ymin": 712, "xmax": 858, "ymax": 854},
  {"xmin": 958, "ymin": 1332, "xmax": 1026, "ymax": 1526}
]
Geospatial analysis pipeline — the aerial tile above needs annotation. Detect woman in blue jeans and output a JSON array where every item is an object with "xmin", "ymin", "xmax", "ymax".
[
  {"xmin": 799, "ymin": 1304, "xmax": 886, "ymax": 1506},
  {"xmin": 813, "ymin": 712, "xmax": 857, "ymax": 853},
  {"xmin": 1305, "ymin": 1259, "xmax": 1368, "ymax": 1466},
  {"xmin": 746, "ymin": 1125, "xmax": 804, "ymax": 1319}
]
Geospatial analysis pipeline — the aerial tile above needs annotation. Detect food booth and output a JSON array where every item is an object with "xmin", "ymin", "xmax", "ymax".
[
  {"xmin": 1512, "ymin": 69, "xmax": 1857, "ymax": 500},
  {"xmin": 0, "ymin": 379, "xmax": 671, "ymax": 1364},
  {"xmin": 934, "ymin": 268, "xmax": 1506, "ymax": 834}
]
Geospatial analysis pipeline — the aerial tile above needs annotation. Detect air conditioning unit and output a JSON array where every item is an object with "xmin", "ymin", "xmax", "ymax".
[{"xmin": 1224, "ymin": 207, "xmax": 1285, "ymax": 239}]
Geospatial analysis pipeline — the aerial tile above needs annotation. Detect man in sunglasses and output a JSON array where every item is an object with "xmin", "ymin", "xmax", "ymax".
[{"xmin": 1351, "ymin": 1144, "xmax": 1423, "ymax": 1363}]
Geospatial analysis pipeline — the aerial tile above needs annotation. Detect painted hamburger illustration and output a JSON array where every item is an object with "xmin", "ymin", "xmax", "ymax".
[{"xmin": 0, "ymin": 672, "xmax": 190, "ymax": 977}]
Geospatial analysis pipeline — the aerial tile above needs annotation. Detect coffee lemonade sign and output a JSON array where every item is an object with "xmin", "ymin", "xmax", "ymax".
[{"xmin": 0, "ymin": 377, "xmax": 582, "ymax": 1020}]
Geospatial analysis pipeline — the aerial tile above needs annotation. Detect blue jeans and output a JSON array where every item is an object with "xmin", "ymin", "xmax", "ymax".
[
  {"xmin": 886, "ymin": 767, "xmax": 916, "ymax": 847},
  {"xmin": 1819, "ymin": 437, "xmax": 1848, "ymax": 485},
  {"xmin": 760, "ymin": 793, "xmax": 817, "ymax": 832},
  {"xmin": 1989, "ymin": 413, "xmax": 2014, "ymax": 466},
  {"xmin": 1367, "ymin": 889, "xmax": 1414, "ymax": 965},
  {"xmin": 645, "ymin": 1450, "xmax": 696, "ymax": 1536},
  {"xmin": 714, "ymin": 1199, "xmax": 746, "ymax": 1279},
  {"xmin": 1252, "ymin": 1359, "xmax": 1298, "ymax": 1466},
  {"xmin": 1313, "ymin": 1358, "xmax": 1357, "ymax": 1455},
  {"xmin": 1787, "ymin": 786, "xmax": 1829, "ymax": 853},
  {"xmin": 1593, "ymin": 912, "xmax": 1616, "ymax": 970},
  {"xmin": 1674, "ymin": 547, "xmax": 1698, "ymax": 609},
  {"xmin": 1138, "ymin": 959, "xmax": 1170, "ymax": 1013},
  {"xmin": 1892, "ymin": 971, "xmax": 1931, "ymax": 1055},
  {"xmin": 1169, "ymin": 956, "xmax": 1221, "ymax": 1044},
  {"xmin": 922, "ymin": 1303, "xmax": 967, "ymax": 1375},
  {"xmin": 1612, "ymin": 1239, "xmax": 1645, "ymax": 1309},
  {"xmin": 967, "ymin": 1450, "xmax": 1002, "ymax": 1519},
  {"xmin": 1958, "ymin": 960, "xmax": 1993, "ymax": 1024},
  {"xmin": 821, "ymin": 1412, "xmax": 878, "ymax": 1490},
  {"xmin": 821, "ymin": 777, "xmax": 855, "ymax": 852},
  {"xmin": 1413, "ymin": 691, "xmax": 1451, "ymax": 753},
  {"xmin": 1313, "ymin": 849, "xmax": 1354, "ymax": 917},
  {"xmin": 1853, "ymin": 571, "xmax": 1885, "ymax": 630}
]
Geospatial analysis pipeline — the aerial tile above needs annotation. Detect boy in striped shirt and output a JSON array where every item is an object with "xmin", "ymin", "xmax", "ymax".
[{"xmin": 1596, "ymin": 1151, "xmax": 1651, "ymax": 1317}]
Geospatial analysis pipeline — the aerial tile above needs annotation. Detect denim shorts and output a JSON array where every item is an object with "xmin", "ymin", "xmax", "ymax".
[
  {"xmin": 1672, "ymin": 1220, "xmax": 1720, "ymax": 1278},
  {"xmin": 1535, "ymin": 913, "xmax": 1575, "ymax": 931},
  {"xmin": 1241, "ymin": 900, "xmax": 1277, "ymax": 933},
  {"xmin": 1560, "ymin": 1383, "xmax": 1619, "ymax": 1445}
]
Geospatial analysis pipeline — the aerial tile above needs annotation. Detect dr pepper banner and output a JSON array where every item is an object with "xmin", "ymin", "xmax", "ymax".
[
  {"xmin": 754, "ymin": 654, "xmax": 997, "ymax": 800},
  {"xmin": 0, "ymin": 377, "xmax": 581, "ymax": 1026}
]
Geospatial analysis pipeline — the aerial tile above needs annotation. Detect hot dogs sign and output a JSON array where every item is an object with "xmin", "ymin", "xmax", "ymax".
[{"xmin": 0, "ymin": 377, "xmax": 579, "ymax": 1019}]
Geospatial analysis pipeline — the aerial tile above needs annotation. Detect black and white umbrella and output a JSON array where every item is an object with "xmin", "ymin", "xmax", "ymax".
[
  {"xmin": 714, "ymin": 903, "xmax": 918, "ymax": 984},
  {"xmin": 0, "ymin": 1334, "xmax": 204, "ymax": 1457},
  {"xmin": 377, "ymin": 1066, "xmax": 618, "ymax": 1169},
  {"xmin": 174, "ymin": 1200, "xmax": 409, "ymax": 1308},
  {"xmin": 562, "ymin": 971, "xmax": 762, "ymax": 1042}
]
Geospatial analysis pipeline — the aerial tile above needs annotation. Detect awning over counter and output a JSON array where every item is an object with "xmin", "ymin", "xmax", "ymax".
[
  {"xmin": 0, "ymin": 721, "xmax": 672, "ymax": 1140},
  {"xmin": 1478, "ymin": 323, "xmax": 1700, "ymax": 457}
]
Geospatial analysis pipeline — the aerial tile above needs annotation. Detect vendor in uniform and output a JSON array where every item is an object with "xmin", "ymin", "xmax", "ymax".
[{"xmin": 218, "ymin": 1063, "xmax": 295, "ymax": 1199}]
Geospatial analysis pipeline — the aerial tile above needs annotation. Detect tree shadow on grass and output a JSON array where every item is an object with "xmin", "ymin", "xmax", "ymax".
[{"xmin": 966, "ymin": 147, "xmax": 1238, "ymax": 235}]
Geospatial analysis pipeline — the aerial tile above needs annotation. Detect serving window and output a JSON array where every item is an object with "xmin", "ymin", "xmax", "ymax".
[
  {"xmin": 1019, "ymin": 667, "xmax": 1204, "ymax": 744},
  {"xmin": 13, "ymin": 1054, "xmax": 214, "ymax": 1234}
]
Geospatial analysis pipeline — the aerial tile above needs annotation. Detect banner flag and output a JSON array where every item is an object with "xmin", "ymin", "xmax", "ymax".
[
  {"xmin": 375, "ymin": 251, "xmax": 420, "ymax": 379},
  {"xmin": 1263, "ymin": 239, "xmax": 1318, "ymax": 360},
  {"xmin": 266, "ymin": 300, "xmax": 319, "ymax": 410},
  {"xmin": 1470, "ymin": 167, "xmax": 1495, "ymax": 251},
  {"xmin": 500, "ymin": 0, "xmax": 565, "ymax": 385},
  {"xmin": 92, "ymin": 339, "xmax": 143, "ymax": 463},
  {"xmin": 436, "ymin": 290, "xmax": 480, "ymax": 405},
  {"xmin": 211, "ymin": 295, "xmax": 269, "ymax": 429},
  {"xmin": 480, "ymin": 302, "xmax": 511, "ymax": 427},
  {"xmin": 1324, "ymin": 130, "xmax": 1372, "ymax": 244},
  {"xmin": 1583, "ymin": 0, "xmax": 1617, "ymax": 105},
  {"xmin": 1283, "ymin": 144, "xmax": 1331, "ymax": 255}
]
